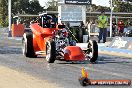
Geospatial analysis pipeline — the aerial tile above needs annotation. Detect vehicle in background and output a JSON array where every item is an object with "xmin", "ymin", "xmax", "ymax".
[{"xmin": 124, "ymin": 21, "xmax": 132, "ymax": 37}]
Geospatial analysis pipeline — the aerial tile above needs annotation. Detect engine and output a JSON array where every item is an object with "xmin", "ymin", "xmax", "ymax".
[{"xmin": 55, "ymin": 28, "xmax": 69, "ymax": 53}]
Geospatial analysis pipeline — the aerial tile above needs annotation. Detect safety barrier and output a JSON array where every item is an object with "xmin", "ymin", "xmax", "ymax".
[{"xmin": 12, "ymin": 23, "xmax": 25, "ymax": 37}]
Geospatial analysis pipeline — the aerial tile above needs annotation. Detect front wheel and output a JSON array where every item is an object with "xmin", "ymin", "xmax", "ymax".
[
  {"xmin": 87, "ymin": 40, "xmax": 98, "ymax": 62},
  {"xmin": 46, "ymin": 40, "xmax": 56, "ymax": 63}
]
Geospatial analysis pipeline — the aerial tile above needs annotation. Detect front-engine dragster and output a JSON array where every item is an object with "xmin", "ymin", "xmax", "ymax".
[{"xmin": 22, "ymin": 13, "xmax": 98, "ymax": 63}]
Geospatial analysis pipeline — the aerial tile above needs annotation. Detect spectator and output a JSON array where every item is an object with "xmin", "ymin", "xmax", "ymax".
[
  {"xmin": 91, "ymin": 21, "xmax": 96, "ymax": 33},
  {"xmin": 112, "ymin": 21, "xmax": 117, "ymax": 36},
  {"xmin": 117, "ymin": 20, "xmax": 125, "ymax": 36}
]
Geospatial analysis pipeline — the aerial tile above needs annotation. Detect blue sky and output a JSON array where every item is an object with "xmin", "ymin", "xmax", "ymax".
[{"xmin": 38, "ymin": 0, "xmax": 110, "ymax": 7}]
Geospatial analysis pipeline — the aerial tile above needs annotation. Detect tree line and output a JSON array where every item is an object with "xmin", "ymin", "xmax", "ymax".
[
  {"xmin": 0, "ymin": 0, "xmax": 132, "ymax": 27},
  {"xmin": 0, "ymin": 0, "xmax": 44, "ymax": 27},
  {"xmin": 46, "ymin": 0, "xmax": 132, "ymax": 12}
]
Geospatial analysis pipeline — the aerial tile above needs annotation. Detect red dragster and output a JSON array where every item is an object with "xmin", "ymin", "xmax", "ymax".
[{"xmin": 22, "ymin": 13, "xmax": 98, "ymax": 63}]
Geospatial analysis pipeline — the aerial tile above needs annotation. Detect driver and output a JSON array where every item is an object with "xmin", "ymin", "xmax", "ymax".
[{"xmin": 45, "ymin": 16, "xmax": 52, "ymax": 28}]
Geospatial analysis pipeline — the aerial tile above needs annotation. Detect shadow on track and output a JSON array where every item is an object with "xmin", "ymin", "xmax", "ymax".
[
  {"xmin": 96, "ymin": 56, "xmax": 131, "ymax": 64},
  {"xmin": 0, "ymin": 47, "xmax": 22, "ymax": 54}
]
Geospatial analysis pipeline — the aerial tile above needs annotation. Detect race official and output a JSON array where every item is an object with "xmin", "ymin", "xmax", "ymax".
[{"xmin": 97, "ymin": 10, "xmax": 108, "ymax": 43}]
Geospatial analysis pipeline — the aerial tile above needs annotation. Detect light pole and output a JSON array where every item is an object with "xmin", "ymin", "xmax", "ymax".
[
  {"xmin": 110, "ymin": 0, "xmax": 113, "ymax": 38},
  {"xmin": 8, "ymin": 0, "xmax": 12, "ymax": 37}
]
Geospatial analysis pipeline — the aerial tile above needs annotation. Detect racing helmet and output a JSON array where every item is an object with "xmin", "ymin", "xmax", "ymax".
[{"xmin": 46, "ymin": 15, "xmax": 52, "ymax": 22}]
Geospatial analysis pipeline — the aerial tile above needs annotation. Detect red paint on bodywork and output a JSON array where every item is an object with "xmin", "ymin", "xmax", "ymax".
[
  {"xmin": 30, "ymin": 23, "xmax": 85, "ymax": 61},
  {"xmin": 30, "ymin": 23, "xmax": 57, "ymax": 52},
  {"xmin": 64, "ymin": 46, "xmax": 85, "ymax": 61}
]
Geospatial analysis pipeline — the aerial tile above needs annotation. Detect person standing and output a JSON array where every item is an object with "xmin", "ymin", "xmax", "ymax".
[
  {"xmin": 97, "ymin": 10, "xmax": 108, "ymax": 43},
  {"xmin": 117, "ymin": 20, "xmax": 125, "ymax": 37},
  {"xmin": 112, "ymin": 21, "xmax": 117, "ymax": 37}
]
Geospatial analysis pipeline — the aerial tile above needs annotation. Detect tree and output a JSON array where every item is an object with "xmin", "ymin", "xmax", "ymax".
[
  {"xmin": 0, "ymin": 0, "xmax": 44, "ymax": 27},
  {"xmin": 12, "ymin": 0, "xmax": 44, "ymax": 15},
  {"xmin": 28, "ymin": 0, "xmax": 44, "ymax": 14},
  {"xmin": 90, "ymin": 4, "xmax": 98, "ymax": 11},
  {"xmin": 46, "ymin": 0, "xmax": 58, "ymax": 11},
  {"xmin": 90, "ymin": 4, "xmax": 110, "ymax": 12},
  {"xmin": 0, "ymin": 0, "xmax": 8, "ymax": 27},
  {"xmin": 12, "ymin": 0, "xmax": 30, "ymax": 15},
  {"xmin": 111, "ymin": 0, "xmax": 132, "ymax": 12}
]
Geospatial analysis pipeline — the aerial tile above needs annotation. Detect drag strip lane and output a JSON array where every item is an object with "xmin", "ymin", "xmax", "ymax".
[
  {"xmin": 0, "ymin": 54, "xmax": 131, "ymax": 88},
  {"xmin": 0, "ymin": 28, "xmax": 131, "ymax": 88}
]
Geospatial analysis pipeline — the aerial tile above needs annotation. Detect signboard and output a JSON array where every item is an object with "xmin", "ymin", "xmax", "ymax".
[
  {"xmin": 65, "ymin": 0, "xmax": 92, "ymax": 5},
  {"xmin": 108, "ymin": 37, "xmax": 132, "ymax": 50},
  {"xmin": 60, "ymin": 5, "xmax": 83, "ymax": 21}
]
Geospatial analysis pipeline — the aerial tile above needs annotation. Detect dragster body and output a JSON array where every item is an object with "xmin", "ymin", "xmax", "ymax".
[{"xmin": 22, "ymin": 13, "xmax": 98, "ymax": 63}]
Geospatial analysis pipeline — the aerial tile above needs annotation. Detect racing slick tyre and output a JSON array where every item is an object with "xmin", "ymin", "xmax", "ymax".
[
  {"xmin": 87, "ymin": 40, "xmax": 98, "ymax": 63},
  {"xmin": 46, "ymin": 40, "xmax": 56, "ymax": 63},
  {"xmin": 22, "ymin": 32, "xmax": 36, "ymax": 58}
]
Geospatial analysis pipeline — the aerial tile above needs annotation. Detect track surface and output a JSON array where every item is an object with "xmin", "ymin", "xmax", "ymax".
[{"xmin": 0, "ymin": 28, "xmax": 131, "ymax": 88}]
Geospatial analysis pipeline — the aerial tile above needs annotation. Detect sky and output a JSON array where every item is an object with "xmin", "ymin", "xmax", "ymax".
[{"xmin": 38, "ymin": 0, "xmax": 110, "ymax": 7}]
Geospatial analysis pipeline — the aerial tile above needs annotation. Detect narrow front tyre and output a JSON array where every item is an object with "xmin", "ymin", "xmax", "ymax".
[{"xmin": 87, "ymin": 40, "xmax": 98, "ymax": 63}]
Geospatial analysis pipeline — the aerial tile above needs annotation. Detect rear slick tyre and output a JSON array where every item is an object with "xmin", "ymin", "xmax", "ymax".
[
  {"xmin": 22, "ymin": 32, "xmax": 36, "ymax": 58},
  {"xmin": 46, "ymin": 40, "xmax": 56, "ymax": 63}
]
